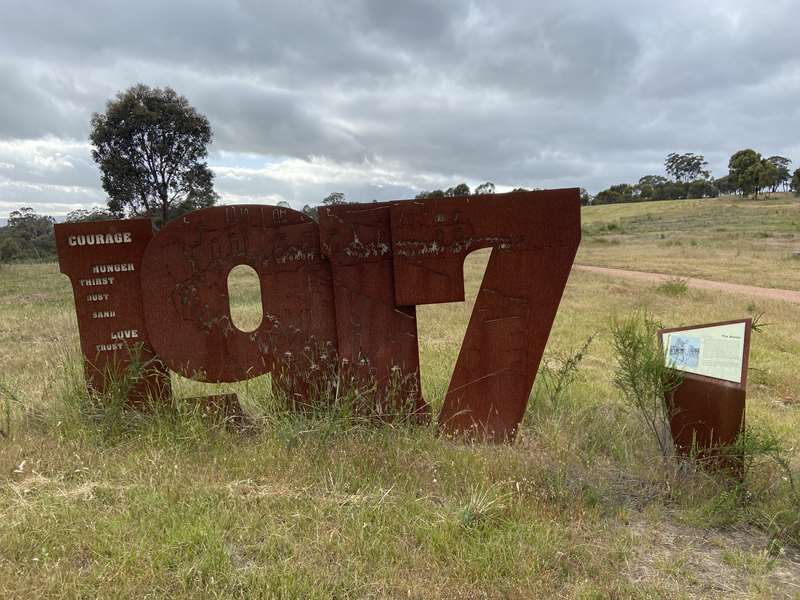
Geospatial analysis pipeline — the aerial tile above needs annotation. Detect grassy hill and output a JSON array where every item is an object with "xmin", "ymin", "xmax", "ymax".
[
  {"xmin": 0, "ymin": 196, "xmax": 799, "ymax": 598},
  {"xmin": 579, "ymin": 193, "xmax": 800, "ymax": 290}
]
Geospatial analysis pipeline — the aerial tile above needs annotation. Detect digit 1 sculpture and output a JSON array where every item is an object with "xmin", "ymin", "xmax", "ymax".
[{"xmin": 54, "ymin": 218, "xmax": 170, "ymax": 404}]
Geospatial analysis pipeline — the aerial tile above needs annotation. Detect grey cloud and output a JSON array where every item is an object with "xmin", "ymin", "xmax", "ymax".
[
  {"xmin": 356, "ymin": 0, "xmax": 462, "ymax": 42},
  {"xmin": 0, "ymin": 180, "xmax": 104, "ymax": 213},
  {"xmin": 191, "ymin": 79, "xmax": 365, "ymax": 160},
  {"xmin": 0, "ymin": 62, "xmax": 89, "ymax": 139},
  {"xmin": 457, "ymin": 12, "xmax": 641, "ymax": 100},
  {"xmin": 0, "ymin": 0, "xmax": 799, "ymax": 218}
]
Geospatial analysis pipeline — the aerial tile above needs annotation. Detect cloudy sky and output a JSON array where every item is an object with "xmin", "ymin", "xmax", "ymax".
[{"xmin": 1, "ymin": 0, "xmax": 799, "ymax": 219}]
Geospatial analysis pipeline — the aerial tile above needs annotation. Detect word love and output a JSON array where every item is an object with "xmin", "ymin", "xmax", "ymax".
[{"xmin": 54, "ymin": 189, "xmax": 580, "ymax": 442}]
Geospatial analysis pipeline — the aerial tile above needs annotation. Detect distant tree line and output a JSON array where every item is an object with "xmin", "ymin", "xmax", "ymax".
[
  {"xmin": 0, "ymin": 205, "xmax": 121, "ymax": 262},
  {"xmin": 0, "ymin": 181, "xmax": 584, "ymax": 262},
  {"xmin": 592, "ymin": 151, "xmax": 799, "ymax": 205},
  {"xmin": 4, "ymin": 139, "xmax": 799, "ymax": 263},
  {"xmin": 415, "ymin": 181, "xmax": 496, "ymax": 198},
  {"xmin": 301, "ymin": 183, "xmax": 507, "ymax": 222},
  {"xmin": 413, "ymin": 181, "xmax": 593, "ymax": 206},
  {"xmin": 0, "ymin": 207, "xmax": 56, "ymax": 262}
]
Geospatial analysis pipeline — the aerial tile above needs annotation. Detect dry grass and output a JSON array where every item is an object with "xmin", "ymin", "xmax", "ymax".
[
  {"xmin": 625, "ymin": 516, "xmax": 800, "ymax": 598},
  {"xmin": 579, "ymin": 193, "xmax": 800, "ymax": 290},
  {"xmin": 1, "ymin": 197, "xmax": 799, "ymax": 597}
]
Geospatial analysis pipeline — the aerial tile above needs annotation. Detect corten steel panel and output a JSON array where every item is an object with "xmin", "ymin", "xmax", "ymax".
[
  {"xmin": 54, "ymin": 219, "xmax": 170, "ymax": 403},
  {"xmin": 140, "ymin": 205, "xmax": 338, "ymax": 406},
  {"xmin": 318, "ymin": 202, "xmax": 429, "ymax": 420},
  {"xmin": 391, "ymin": 189, "xmax": 581, "ymax": 442},
  {"xmin": 660, "ymin": 319, "xmax": 751, "ymax": 462}
]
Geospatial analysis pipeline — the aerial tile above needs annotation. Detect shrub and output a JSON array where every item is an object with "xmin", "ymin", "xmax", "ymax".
[
  {"xmin": 656, "ymin": 277, "xmax": 689, "ymax": 297},
  {"xmin": 611, "ymin": 313, "xmax": 683, "ymax": 460},
  {"xmin": 535, "ymin": 335, "xmax": 594, "ymax": 409}
]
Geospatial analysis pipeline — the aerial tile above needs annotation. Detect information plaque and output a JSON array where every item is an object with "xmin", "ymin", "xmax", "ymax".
[
  {"xmin": 663, "ymin": 321, "xmax": 747, "ymax": 384},
  {"xmin": 658, "ymin": 318, "xmax": 752, "ymax": 464}
]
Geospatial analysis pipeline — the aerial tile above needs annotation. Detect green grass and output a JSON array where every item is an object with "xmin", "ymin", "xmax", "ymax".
[
  {"xmin": 1, "ymin": 197, "xmax": 800, "ymax": 597},
  {"xmin": 656, "ymin": 277, "xmax": 690, "ymax": 297}
]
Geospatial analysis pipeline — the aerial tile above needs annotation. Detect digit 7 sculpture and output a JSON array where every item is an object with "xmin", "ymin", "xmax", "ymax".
[
  {"xmin": 54, "ymin": 189, "xmax": 580, "ymax": 442},
  {"xmin": 392, "ymin": 190, "xmax": 579, "ymax": 441}
]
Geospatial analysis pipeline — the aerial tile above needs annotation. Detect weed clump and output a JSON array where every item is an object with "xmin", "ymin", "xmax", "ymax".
[
  {"xmin": 656, "ymin": 277, "xmax": 689, "ymax": 297},
  {"xmin": 458, "ymin": 484, "xmax": 510, "ymax": 529},
  {"xmin": 0, "ymin": 381, "xmax": 17, "ymax": 438},
  {"xmin": 42, "ymin": 347, "xmax": 240, "ymax": 446},
  {"xmin": 535, "ymin": 335, "xmax": 594, "ymax": 410},
  {"xmin": 725, "ymin": 429, "xmax": 800, "ymax": 552}
]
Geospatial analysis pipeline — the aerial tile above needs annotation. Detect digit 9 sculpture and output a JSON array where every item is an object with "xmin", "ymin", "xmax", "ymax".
[
  {"xmin": 55, "ymin": 189, "xmax": 581, "ymax": 442},
  {"xmin": 140, "ymin": 204, "xmax": 338, "ymax": 406}
]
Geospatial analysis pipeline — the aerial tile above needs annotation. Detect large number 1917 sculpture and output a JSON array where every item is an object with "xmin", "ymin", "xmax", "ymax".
[{"xmin": 54, "ymin": 189, "xmax": 581, "ymax": 442}]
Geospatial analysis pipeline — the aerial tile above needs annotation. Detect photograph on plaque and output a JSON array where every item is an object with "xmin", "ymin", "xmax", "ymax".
[
  {"xmin": 666, "ymin": 334, "xmax": 701, "ymax": 369},
  {"xmin": 662, "ymin": 321, "xmax": 746, "ymax": 384}
]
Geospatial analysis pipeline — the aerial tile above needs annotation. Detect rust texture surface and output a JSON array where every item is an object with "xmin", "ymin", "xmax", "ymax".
[
  {"xmin": 56, "ymin": 189, "xmax": 581, "ymax": 441},
  {"xmin": 140, "ymin": 205, "xmax": 338, "ymax": 405},
  {"xmin": 660, "ymin": 319, "xmax": 751, "ymax": 458},
  {"xmin": 54, "ymin": 219, "xmax": 169, "ymax": 403},
  {"xmin": 319, "ymin": 202, "xmax": 428, "ymax": 420},
  {"xmin": 391, "ymin": 189, "xmax": 581, "ymax": 441}
]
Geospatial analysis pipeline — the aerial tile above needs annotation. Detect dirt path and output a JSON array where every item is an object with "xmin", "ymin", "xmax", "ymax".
[{"xmin": 574, "ymin": 265, "xmax": 800, "ymax": 304}]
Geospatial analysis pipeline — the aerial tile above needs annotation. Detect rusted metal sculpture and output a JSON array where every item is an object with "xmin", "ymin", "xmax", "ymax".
[
  {"xmin": 391, "ymin": 190, "xmax": 581, "ymax": 441},
  {"xmin": 54, "ymin": 218, "xmax": 170, "ymax": 404},
  {"xmin": 140, "ymin": 205, "xmax": 338, "ymax": 407},
  {"xmin": 660, "ymin": 318, "xmax": 751, "ymax": 461},
  {"xmin": 319, "ymin": 202, "xmax": 428, "ymax": 420},
  {"xmin": 55, "ymin": 189, "xmax": 581, "ymax": 441}
]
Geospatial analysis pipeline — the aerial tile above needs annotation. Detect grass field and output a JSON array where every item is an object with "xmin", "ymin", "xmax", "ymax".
[
  {"xmin": 1, "ymin": 195, "xmax": 799, "ymax": 598},
  {"xmin": 579, "ymin": 193, "xmax": 800, "ymax": 290}
]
